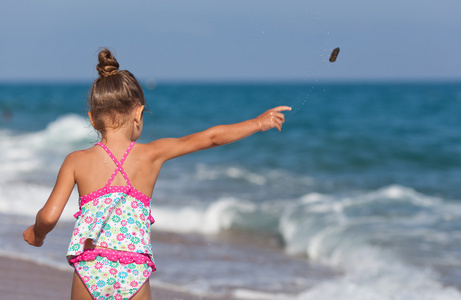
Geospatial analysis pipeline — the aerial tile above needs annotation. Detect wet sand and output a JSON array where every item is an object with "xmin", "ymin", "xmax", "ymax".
[{"xmin": 0, "ymin": 256, "xmax": 222, "ymax": 300}]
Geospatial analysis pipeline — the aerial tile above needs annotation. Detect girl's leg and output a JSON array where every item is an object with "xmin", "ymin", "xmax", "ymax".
[
  {"xmin": 71, "ymin": 271, "xmax": 93, "ymax": 300},
  {"xmin": 131, "ymin": 279, "xmax": 151, "ymax": 300}
]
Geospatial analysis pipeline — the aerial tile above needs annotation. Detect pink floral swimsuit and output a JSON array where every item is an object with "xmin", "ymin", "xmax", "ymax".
[{"xmin": 67, "ymin": 142, "xmax": 156, "ymax": 300}]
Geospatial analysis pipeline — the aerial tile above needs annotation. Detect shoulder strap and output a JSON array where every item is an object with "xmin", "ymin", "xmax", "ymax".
[{"xmin": 96, "ymin": 142, "xmax": 135, "ymax": 187}]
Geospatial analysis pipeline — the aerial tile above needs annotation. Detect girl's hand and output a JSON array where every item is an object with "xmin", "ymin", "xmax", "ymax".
[
  {"xmin": 23, "ymin": 225, "xmax": 45, "ymax": 247},
  {"xmin": 255, "ymin": 106, "xmax": 292, "ymax": 132}
]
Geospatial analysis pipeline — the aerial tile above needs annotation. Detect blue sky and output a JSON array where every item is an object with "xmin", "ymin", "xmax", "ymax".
[{"xmin": 1, "ymin": 0, "xmax": 460, "ymax": 82}]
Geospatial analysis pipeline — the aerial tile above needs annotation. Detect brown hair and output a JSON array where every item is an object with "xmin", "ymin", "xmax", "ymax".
[{"xmin": 89, "ymin": 48, "xmax": 146, "ymax": 134}]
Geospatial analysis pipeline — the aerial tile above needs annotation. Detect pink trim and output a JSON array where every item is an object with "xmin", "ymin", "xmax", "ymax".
[
  {"xmin": 148, "ymin": 214, "xmax": 155, "ymax": 224},
  {"xmin": 80, "ymin": 186, "xmax": 151, "ymax": 207},
  {"xmin": 69, "ymin": 248, "xmax": 156, "ymax": 271}
]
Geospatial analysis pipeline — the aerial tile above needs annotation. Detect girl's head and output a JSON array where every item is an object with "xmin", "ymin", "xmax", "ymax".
[{"xmin": 89, "ymin": 48, "xmax": 146, "ymax": 136}]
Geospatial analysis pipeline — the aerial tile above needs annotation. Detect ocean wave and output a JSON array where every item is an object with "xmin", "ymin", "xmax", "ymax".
[
  {"xmin": 0, "ymin": 114, "xmax": 95, "ymax": 183},
  {"xmin": 294, "ymin": 264, "xmax": 460, "ymax": 300},
  {"xmin": 152, "ymin": 197, "xmax": 275, "ymax": 234},
  {"xmin": 151, "ymin": 185, "xmax": 461, "ymax": 298},
  {"xmin": 188, "ymin": 163, "xmax": 315, "ymax": 189},
  {"xmin": 194, "ymin": 163, "xmax": 268, "ymax": 185},
  {"xmin": 0, "ymin": 182, "xmax": 79, "ymax": 221},
  {"xmin": 0, "ymin": 114, "xmax": 92, "ymax": 222}
]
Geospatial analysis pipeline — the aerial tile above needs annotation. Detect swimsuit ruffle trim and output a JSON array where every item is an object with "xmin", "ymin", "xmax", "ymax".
[
  {"xmin": 80, "ymin": 186, "xmax": 151, "ymax": 206},
  {"xmin": 68, "ymin": 248, "xmax": 156, "ymax": 271},
  {"xmin": 73, "ymin": 187, "xmax": 155, "ymax": 224}
]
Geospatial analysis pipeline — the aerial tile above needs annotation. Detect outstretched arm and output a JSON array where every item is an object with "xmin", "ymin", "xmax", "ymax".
[
  {"xmin": 153, "ymin": 106, "xmax": 291, "ymax": 162},
  {"xmin": 23, "ymin": 154, "xmax": 76, "ymax": 247}
]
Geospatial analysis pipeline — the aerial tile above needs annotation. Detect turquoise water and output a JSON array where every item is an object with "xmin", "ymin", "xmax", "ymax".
[
  {"xmin": 1, "ymin": 82, "xmax": 461, "ymax": 299},
  {"xmin": 3, "ymin": 82, "xmax": 461, "ymax": 197}
]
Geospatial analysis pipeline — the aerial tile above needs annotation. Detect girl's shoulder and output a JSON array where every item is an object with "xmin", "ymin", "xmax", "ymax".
[
  {"xmin": 129, "ymin": 139, "xmax": 177, "ymax": 166},
  {"xmin": 135, "ymin": 139, "xmax": 172, "ymax": 156},
  {"xmin": 134, "ymin": 140, "xmax": 164, "ymax": 153},
  {"xmin": 64, "ymin": 145, "xmax": 100, "ymax": 165}
]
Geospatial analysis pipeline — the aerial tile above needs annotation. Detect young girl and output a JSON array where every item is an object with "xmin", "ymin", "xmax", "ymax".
[{"xmin": 23, "ymin": 48, "xmax": 291, "ymax": 300}]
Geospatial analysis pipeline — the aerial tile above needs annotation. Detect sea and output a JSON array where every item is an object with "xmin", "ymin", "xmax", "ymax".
[{"xmin": 1, "ymin": 81, "xmax": 461, "ymax": 299}]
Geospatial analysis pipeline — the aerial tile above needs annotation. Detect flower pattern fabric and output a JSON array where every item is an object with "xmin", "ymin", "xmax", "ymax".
[
  {"xmin": 74, "ymin": 255, "xmax": 152, "ymax": 300},
  {"xmin": 67, "ymin": 191, "xmax": 154, "ymax": 262}
]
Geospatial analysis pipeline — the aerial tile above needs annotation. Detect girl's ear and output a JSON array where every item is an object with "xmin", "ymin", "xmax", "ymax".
[
  {"xmin": 134, "ymin": 105, "xmax": 145, "ymax": 126},
  {"xmin": 88, "ymin": 111, "xmax": 96, "ymax": 128}
]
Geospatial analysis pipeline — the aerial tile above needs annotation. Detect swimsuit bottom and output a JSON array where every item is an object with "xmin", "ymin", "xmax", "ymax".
[{"xmin": 70, "ymin": 248, "xmax": 155, "ymax": 300}]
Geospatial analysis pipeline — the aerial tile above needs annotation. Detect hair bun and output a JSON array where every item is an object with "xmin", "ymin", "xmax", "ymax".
[{"xmin": 96, "ymin": 48, "xmax": 120, "ymax": 78}]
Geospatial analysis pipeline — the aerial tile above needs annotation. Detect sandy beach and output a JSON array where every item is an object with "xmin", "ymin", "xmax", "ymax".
[{"xmin": 0, "ymin": 255, "xmax": 222, "ymax": 300}]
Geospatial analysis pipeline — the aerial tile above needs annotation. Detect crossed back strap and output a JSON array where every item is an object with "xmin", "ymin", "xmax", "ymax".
[{"xmin": 96, "ymin": 142, "xmax": 135, "ymax": 188}]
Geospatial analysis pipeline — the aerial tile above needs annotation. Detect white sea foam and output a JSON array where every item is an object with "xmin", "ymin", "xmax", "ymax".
[
  {"xmin": 294, "ymin": 260, "xmax": 461, "ymax": 300},
  {"xmin": 152, "ymin": 185, "xmax": 461, "ymax": 299},
  {"xmin": 0, "ymin": 182, "xmax": 79, "ymax": 221},
  {"xmin": 233, "ymin": 289, "xmax": 290, "ymax": 299},
  {"xmin": 277, "ymin": 185, "xmax": 461, "ymax": 300},
  {"xmin": 192, "ymin": 163, "xmax": 314, "ymax": 188},
  {"xmin": 152, "ymin": 197, "xmax": 260, "ymax": 234},
  {"xmin": 193, "ymin": 163, "xmax": 267, "ymax": 185},
  {"xmin": 0, "ymin": 114, "xmax": 95, "ymax": 183},
  {"xmin": 0, "ymin": 115, "xmax": 93, "ymax": 220}
]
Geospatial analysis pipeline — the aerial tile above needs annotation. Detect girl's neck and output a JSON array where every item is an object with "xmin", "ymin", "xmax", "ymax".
[
  {"xmin": 100, "ymin": 127, "xmax": 136, "ymax": 148},
  {"xmin": 97, "ymin": 107, "xmax": 143, "ymax": 147}
]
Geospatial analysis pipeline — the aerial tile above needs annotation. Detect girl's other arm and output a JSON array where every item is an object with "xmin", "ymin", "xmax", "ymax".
[
  {"xmin": 23, "ymin": 153, "xmax": 76, "ymax": 247},
  {"xmin": 154, "ymin": 106, "xmax": 291, "ymax": 162}
]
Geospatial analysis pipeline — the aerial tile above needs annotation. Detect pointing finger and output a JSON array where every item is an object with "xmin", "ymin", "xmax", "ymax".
[{"xmin": 272, "ymin": 106, "xmax": 292, "ymax": 113}]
